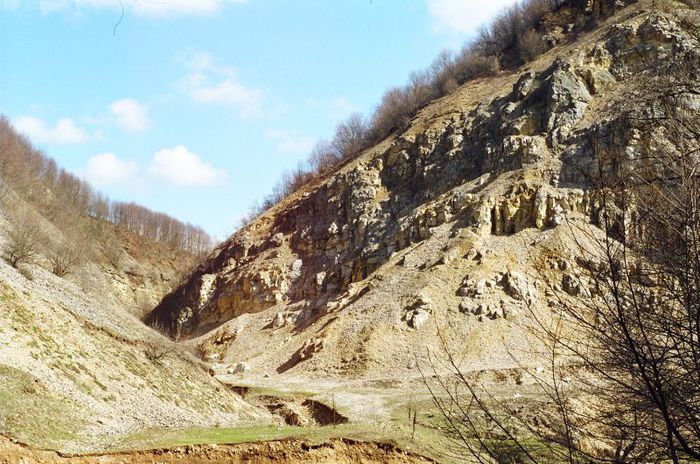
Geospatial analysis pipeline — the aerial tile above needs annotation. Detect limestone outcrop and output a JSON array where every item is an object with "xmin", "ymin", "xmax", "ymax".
[{"xmin": 145, "ymin": 3, "xmax": 699, "ymax": 380}]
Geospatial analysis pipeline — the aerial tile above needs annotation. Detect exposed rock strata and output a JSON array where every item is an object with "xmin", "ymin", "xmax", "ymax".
[{"xmin": 146, "ymin": 5, "xmax": 699, "ymax": 361}]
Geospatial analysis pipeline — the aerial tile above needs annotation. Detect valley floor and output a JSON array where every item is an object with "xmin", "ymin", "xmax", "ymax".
[
  {"xmin": 0, "ymin": 366, "xmax": 536, "ymax": 463},
  {"xmin": 0, "ymin": 366, "xmax": 570, "ymax": 464}
]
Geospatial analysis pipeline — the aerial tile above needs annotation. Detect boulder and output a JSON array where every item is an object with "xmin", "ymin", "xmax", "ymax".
[
  {"xmin": 503, "ymin": 135, "xmax": 548, "ymax": 165},
  {"xmin": 410, "ymin": 309, "xmax": 430, "ymax": 329},
  {"xmin": 582, "ymin": 67, "xmax": 616, "ymax": 95},
  {"xmin": 504, "ymin": 271, "xmax": 533, "ymax": 301},
  {"xmin": 545, "ymin": 59, "xmax": 592, "ymax": 134}
]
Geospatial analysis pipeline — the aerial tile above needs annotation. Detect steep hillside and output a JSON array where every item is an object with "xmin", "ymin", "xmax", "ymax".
[
  {"xmin": 147, "ymin": 0, "xmax": 699, "ymax": 382},
  {"xmin": 1, "ymin": 0, "xmax": 697, "ymax": 461},
  {"xmin": 0, "ymin": 261, "xmax": 267, "ymax": 452},
  {"xmin": 0, "ymin": 117, "xmax": 212, "ymax": 316},
  {"xmin": 0, "ymin": 126, "xmax": 270, "ymax": 451},
  {"xmin": 0, "ymin": 187, "xmax": 196, "ymax": 317}
]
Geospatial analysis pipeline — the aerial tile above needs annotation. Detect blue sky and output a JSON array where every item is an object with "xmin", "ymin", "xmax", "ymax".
[{"xmin": 0, "ymin": 0, "xmax": 517, "ymax": 239}]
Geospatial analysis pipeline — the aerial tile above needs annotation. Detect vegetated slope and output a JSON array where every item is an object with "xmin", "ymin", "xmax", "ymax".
[
  {"xmin": 0, "ymin": 118, "xmax": 212, "ymax": 316},
  {"xmin": 0, "ymin": 127, "xmax": 270, "ymax": 451},
  {"xmin": 0, "ymin": 263, "xmax": 267, "ymax": 452},
  {"xmin": 146, "ymin": 0, "xmax": 699, "ymax": 381}
]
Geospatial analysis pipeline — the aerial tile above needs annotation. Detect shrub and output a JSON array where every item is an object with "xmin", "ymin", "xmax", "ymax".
[
  {"xmin": 2, "ymin": 213, "xmax": 42, "ymax": 268},
  {"xmin": 441, "ymin": 76, "xmax": 460, "ymax": 95},
  {"xmin": 430, "ymin": 49, "xmax": 458, "ymax": 95},
  {"xmin": 407, "ymin": 70, "xmax": 439, "ymax": 109},
  {"xmin": 48, "ymin": 240, "xmax": 83, "ymax": 277},
  {"xmin": 144, "ymin": 322, "xmax": 175, "ymax": 362},
  {"xmin": 103, "ymin": 238, "xmax": 126, "ymax": 270},
  {"xmin": 453, "ymin": 50, "xmax": 501, "ymax": 82},
  {"xmin": 518, "ymin": 28, "xmax": 549, "ymax": 62},
  {"xmin": 144, "ymin": 341, "xmax": 171, "ymax": 363},
  {"xmin": 370, "ymin": 87, "xmax": 413, "ymax": 141}
]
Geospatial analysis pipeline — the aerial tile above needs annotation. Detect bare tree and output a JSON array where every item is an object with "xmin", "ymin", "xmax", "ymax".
[
  {"xmin": 331, "ymin": 112, "xmax": 370, "ymax": 159},
  {"xmin": 2, "ymin": 212, "xmax": 43, "ymax": 268},
  {"xmin": 308, "ymin": 139, "xmax": 339, "ymax": 176},
  {"xmin": 229, "ymin": 0, "xmax": 614, "ymax": 220},
  {"xmin": 548, "ymin": 80, "xmax": 700, "ymax": 462},
  {"xmin": 48, "ymin": 239, "xmax": 83, "ymax": 277},
  {"xmin": 423, "ymin": 66, "xmax": 700, "ymax": 464},
  {"xmin": 0, "ymin": 116, "xmax": 214, "ymax": 257},
  {"xmin": 517, "ymin": 29, "xmax": 548, "ymax": 63}
]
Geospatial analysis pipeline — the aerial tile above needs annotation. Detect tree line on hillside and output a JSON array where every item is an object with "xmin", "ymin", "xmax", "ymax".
[
  {"xmin": 0, "ymin": 117, "xmax": 213, "ymax": 257},
  {"xmin": 240, "ymin": 0, "xmax": 622, "ymax": 225}
]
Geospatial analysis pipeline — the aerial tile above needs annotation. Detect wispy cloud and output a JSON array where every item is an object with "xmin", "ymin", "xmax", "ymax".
[
  {"xmin": 304, "ymin": 96, "xmax": 358, "ymax": 120},
  {"xmin": 0, "ymin": 0, "xmax": 20, "ymax": 10},
  {"xmin": 329, "ymin": 97, "xmax": 358, "ymax": 120},
  {"xmin": 178, "ymin": 51, "xmax": 264, "ymax": 119},
  {"xmin": 427, "ymin": 0, "xmax": 518, "ymax": 36},
  {"xmin": 149, "ymin": 145, "xmax": 227, "ymax": 187},
  {"xmin": 13, "ymin": 116, "xmax": 97, "ymax": 144},
  {"xmin": 265, "ymin": 129, "xmax": 315, "ymax": 155},
  {"xmin": 109, "ymin": 98, "xmax": 150, "ymax": 133},
  {"xmin": 38, "ymin": 0, "xmax": 249, "ymax": 16},
  {"xmin": 83, "ymin": 152, "xmax": 138, "ymax": 187}
]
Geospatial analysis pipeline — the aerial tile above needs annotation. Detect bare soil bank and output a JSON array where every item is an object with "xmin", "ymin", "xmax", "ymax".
[{"xmin": 0, "ymin": 436, "xmax": 433, "ymax": 464}]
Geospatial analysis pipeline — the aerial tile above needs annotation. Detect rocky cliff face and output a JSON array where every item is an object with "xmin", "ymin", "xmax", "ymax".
[{"xmin": 147, "ymin": 1, "xmax": 699, "ymax": 377}]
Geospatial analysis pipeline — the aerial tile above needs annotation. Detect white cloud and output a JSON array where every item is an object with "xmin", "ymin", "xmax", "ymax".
[
  {"xmin": 84, "ymin": 152, "xmax": 138, "ymax": 187},
  {"xmin": 427, "ymin": 0, "xmax": 519, "ymax": 36},
  {"xmin": 0, "ymin": 0, "xmax": 21, "ymax": 10},
  {"xmin": 186, "ymin": 76, "xmax": 263, "ymax": 118},
  {"xmin": 37, "ymin": 0, "xmax": 68, "ymax": 13},
  {"xmin": 179, "ymin": 52, "xmax": 263, "ymax": 119},
  {"xmin": 265, "ymin": 129, "xmax": 315, "ymax": 155},
  {"xmin": 109, "ymin": 98, "xmax": 150, "ymax": 133},
  {"xmin": 329, "ymin": 97, "xmax": 358, "ymax": 120},
  {"xmin": 303, "ymin": 96, "xmax": 358, "ymax": 121},
  {"xmin": 148, "ymin": 145, "xmax": 226, "ymax": 187},
  {"xmin": 13, "ymin": 116, "xmax": 94, "ymax": 144},
  {"xmin": 39, "ymin": 0, "xmax": 248, "ymax": 16}
]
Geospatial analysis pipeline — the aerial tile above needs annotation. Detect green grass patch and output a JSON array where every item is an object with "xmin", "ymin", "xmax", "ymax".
[
  {"xmin": 115, "ymin": 425, "xmax": 311, "ymax": 451},
  {"xmin": 0, "ymin": 364, "xmax": 90, "ymax": 449},
  {"xmin": 114, "ymin": 421, "xmax": 435, "ymax": 452},
  {"xmin": 113, "ymin": 415, "xmax": 449, "ymax": 462}
]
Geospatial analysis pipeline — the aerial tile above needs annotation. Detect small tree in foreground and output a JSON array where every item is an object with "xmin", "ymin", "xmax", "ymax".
[{"xmin": 424, "ymin": 73, "xmax": 700, "ymax": 463}]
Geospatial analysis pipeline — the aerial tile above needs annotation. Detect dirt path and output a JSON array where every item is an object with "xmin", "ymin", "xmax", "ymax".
[{"xmin": 0, "ymin": 436, "xmax": 433, "ymax": 464}]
